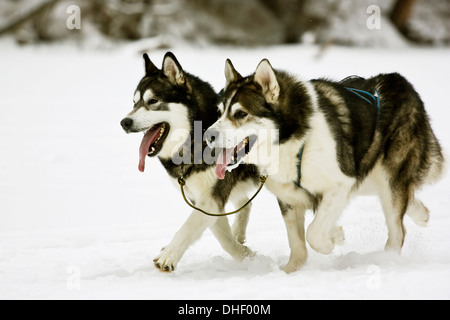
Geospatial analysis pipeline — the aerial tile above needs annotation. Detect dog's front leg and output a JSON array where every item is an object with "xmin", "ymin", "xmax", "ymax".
[
  {"xmin": 210, "ymin": 216, "xmax": 254, "ymax": 261},
  {"xmin": 230, "ymin": 196, "xmax": 252, "ymax": 244},
  {"xmin": 153, "ymin": 210, "xmax": 217, "ymax": 272},
  {"xmin": 306, "ymin": 188, "xmax": 348, "ymax": 254},
  {"xmin": 278, "ymin": 199, "xmax": 308, "ymax": 273}
]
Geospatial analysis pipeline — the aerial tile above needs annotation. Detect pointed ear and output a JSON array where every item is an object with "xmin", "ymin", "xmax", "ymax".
[
  {"xmin": 162, "ymin": 52, "xmax": 185, "ymax": 86},
  {"xmin": 143, "ymin": 53, "xmax": 158, "ymax": 75},
  {"xmin": 254, "ymin": 59, "xmax": 279, "ymax": 103},
  {"xmin": 224, "ymin": 59, "xmax": 242, "ymax": 87}
]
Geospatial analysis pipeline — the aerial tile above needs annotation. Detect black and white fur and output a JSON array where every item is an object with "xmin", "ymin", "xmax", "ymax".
[
  {"xmin": 120, "ymin": 52, "xmax": 258, "ymax": 272},
  {"xmin": 206, "ymin": 59, "xmax": 445, "ymax": 273}
]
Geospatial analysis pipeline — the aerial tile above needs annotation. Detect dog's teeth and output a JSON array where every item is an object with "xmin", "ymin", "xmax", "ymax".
[{"xmin": 157, "ymin": 126, "xmax": 165, "ymax": 140}]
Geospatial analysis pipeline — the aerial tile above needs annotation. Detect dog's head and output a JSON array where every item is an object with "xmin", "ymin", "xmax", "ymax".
[
  {"xmin": 120, "ymin": 52, "xmax": 192, "ymax": 172},
  {"xmin": 205, "ymin": 59, "xmax": 281, "ymax": 179}
]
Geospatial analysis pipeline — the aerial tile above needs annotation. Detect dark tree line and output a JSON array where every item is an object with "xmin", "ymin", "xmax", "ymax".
[{"xmin": 0, "ymin": 0, "xmax": 448, "ymax": 46}]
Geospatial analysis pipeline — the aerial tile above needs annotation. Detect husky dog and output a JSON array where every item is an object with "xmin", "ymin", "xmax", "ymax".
[
  {"xmin": 120, "ymin": 52, "xmax": 258, "ymax": 272},
  {"xmin": 205, "ymin": 59, "xmax": 445, "ymax": 273}
]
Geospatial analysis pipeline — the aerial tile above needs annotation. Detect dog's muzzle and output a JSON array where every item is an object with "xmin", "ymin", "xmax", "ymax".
[{"xmin": 120, "ymin": 117, "xmax": 134, "ymax": 133}]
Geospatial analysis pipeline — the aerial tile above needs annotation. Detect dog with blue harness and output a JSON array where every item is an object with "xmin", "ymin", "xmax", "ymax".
[{"xmin": 206, "ymin": 59, "xmax": 445, "ymax": 273}]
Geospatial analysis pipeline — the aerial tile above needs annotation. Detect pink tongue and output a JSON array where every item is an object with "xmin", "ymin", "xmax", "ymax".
[
  {"xmin": 215, "ymin": 148, "xmax": 234, "ymax": 179},
  {"xmin": 138, "ymin": 125, "xmax": 162, "ymax": 172}
]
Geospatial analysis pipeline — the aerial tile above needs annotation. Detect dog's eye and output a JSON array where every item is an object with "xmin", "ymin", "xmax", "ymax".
[
  {"xmin": 148, "ymin": 99, "xmax": 158, "ymax": 105},
  {"xmin": 216, "ymin": 107, "xmax": 222, "ymax": 117},
  {"xmin": 234, "ymin": 110, "xmax": 248, "ymax": 119}
]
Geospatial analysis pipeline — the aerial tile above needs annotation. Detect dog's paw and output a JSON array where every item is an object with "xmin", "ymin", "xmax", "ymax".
[
  {"xmin": 306, "ymin": 228, "xmax": 335, "ymax": 255},
  {"xmin": 331, "ymin": 226, "xmax": 345, "ymax": 246},
  {"xmin": 240, "ymin": 245, "xmax": 255, "ymax": 260},
  {"xmin": 153, "ymin": 259, "xmax": 174, "ymax": 272},
  {"xmin": 233, "ymin": 229, "xmax": 247, "ymax": 245},
  {"xmin": 281, "ymin": 258, "xmax": 306, "ymax": 274},
  {"xmin": 231, "ymin": 220, "xmax": 247, "ymax": 244},
  {"xmin": 230, "ymin": 244, "xmax": 255, "ymax": 261},
  {"xmin": 406, "ymin": 200, "xmax": 430, "ymax": 227},
  {"xmin": 153, "ymin": 246, "xmax": 181, "ymax": 272},
  {"xmin": 281, "ymin": 263, "xmax": 300, "ymax": 274}
]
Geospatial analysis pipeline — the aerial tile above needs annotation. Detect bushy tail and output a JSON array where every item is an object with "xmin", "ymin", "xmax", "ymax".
[{"xmin": 426, "ymin": 146, "xmax": 446, "ymax": 185}]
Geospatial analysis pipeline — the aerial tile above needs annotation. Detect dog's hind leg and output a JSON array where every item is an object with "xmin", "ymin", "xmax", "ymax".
[
  {"xmin": 374, "ymin": 168, "xmax": 410, "ymax": 251},
  {"xmin": 231, "ymin": 196, "xmax": 251, "ymax": 244},
  {"xmin": 278, "ymin": 199, "xmax": 308, "ymax": 273},
  {"xmin": 379, "ymin": 186, "xmax": 408, "ymax": 252}
]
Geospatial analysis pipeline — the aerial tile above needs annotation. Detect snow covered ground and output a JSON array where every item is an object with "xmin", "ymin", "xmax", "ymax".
[{"xmin": 1, "ymin": 40, "xmax": 449, "ymax": 300}]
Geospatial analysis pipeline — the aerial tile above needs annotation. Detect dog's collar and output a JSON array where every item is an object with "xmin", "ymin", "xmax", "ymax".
[{"xmin": 178, "ymin": 175, "xmax": 267, "ymax": 217}]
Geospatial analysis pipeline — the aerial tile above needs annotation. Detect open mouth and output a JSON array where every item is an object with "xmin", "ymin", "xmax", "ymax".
[
  {"xmin": 138, "ymin": 122, "xmax": 170, "ymax": 172},
  {"xmin": 215, "ymin": 135, "xmax": 256, "ymax": 179}
]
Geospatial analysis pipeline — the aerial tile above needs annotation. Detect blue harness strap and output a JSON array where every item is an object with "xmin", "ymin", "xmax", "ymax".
[
  {"xmin": 345, "ymin": 87, "xmax": 381, "ymax": 119},
  {"xmin": 295, "ymin": 87, "xmax": 381, "ymax": 188}
]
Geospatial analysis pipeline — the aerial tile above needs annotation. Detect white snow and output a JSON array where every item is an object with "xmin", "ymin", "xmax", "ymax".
[{"xmin": 1, "ymin": 40, "xmax": 450, "ymax": 300}]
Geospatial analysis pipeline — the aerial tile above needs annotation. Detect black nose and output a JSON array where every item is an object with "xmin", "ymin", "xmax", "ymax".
[
  {"xmin": 121, "ymin": 118, "xmax": 133, "ymax": 131},
  {"xmin": 204, "ymin": 128, "xmax": 220, "ymax": 146}
]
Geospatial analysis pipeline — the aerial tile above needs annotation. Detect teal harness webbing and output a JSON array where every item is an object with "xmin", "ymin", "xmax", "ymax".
[{"xmin": 346, "ymin": 87, "xmax": 381, "ymax": 119}]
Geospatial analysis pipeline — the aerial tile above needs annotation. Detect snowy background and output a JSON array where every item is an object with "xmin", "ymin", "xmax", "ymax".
[
  {"xmin": 1, "ymin": 0, "xmax": 450, "ymax": 300},
  {"xmin": 1, "ymin": 40, "xmax": 449, "ymax": 300}
]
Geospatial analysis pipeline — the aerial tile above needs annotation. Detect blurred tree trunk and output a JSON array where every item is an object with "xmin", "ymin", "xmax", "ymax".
[
  {"xmin": 390, "ymin": 0, "xmax": 416, "ymax": 33},
  {"xmin": 0, "ymin": 0, "xmax": 59, "ymax": 37},
  {"xmin": 258, "ymin": 0, "xmax": 306, "ymax": 44}
]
